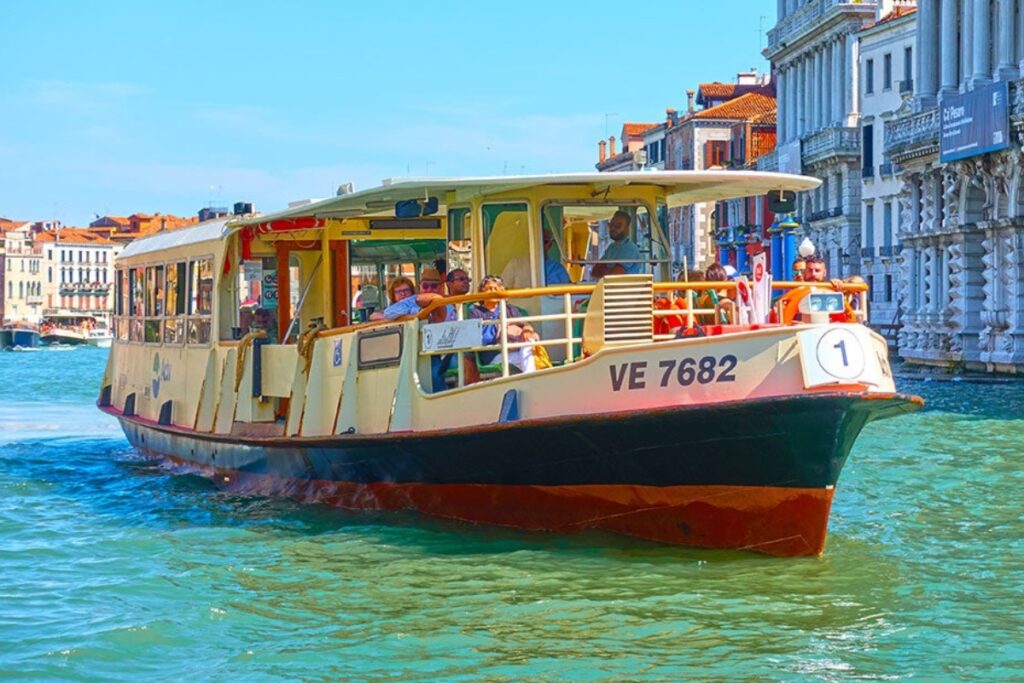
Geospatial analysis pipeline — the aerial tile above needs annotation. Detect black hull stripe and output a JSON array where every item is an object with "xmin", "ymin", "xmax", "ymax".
[{"xmin": 115, "ymin": 393, "xmax": 920, "ymax": 489}]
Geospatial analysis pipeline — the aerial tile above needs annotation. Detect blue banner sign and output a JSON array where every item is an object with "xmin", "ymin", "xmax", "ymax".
[{"xmin": 940, "ymin": 81, "xmax": 1009, "ymax": 163}]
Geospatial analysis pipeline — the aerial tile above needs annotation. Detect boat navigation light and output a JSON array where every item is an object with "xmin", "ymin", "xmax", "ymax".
[{"xmin": 798, "ymin": 237, "xmax": 816, "ymax": 258}]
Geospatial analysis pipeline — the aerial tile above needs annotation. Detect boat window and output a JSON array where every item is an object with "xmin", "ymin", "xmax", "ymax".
[
  {"xmin": 187, "ymin": 257, "xmax": 213, "ymax": 345},
  {"xmin": 236, "ymin": 257, "xmax": 278, "ymax": 342},
  {"xmin": 129, "ymin": 266, "xmax": 144, "ymax": 342},
  {"xmin": 541, "ymin": 203, "xmax": 666, "ymax": 281},
  {"xmin": 163, "ymin": 262, "xmax": 187, "ymax": 345},
  {"xmin": 447, "ymin": 206, "xmax": 472, "ymax": 283},
  {"xmin": 114, "ymin": 269, "xmax": 128, "ymax": 341},
  {"xmin": 482, "ymin": 202, "xmax": 529, "ymax": 289},
  {"xmin": 144, "ymin": 265, "xmax": 164, "ymax": 343}
]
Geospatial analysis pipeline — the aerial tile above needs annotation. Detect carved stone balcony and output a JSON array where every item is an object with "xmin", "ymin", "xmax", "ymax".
[
  {"xmin": 884, "ymin": 109, "xmax": 939, "ymax": 163},
  {"xmin": 766, "ymin": 0, "xmax": 875, "ymax": 57},
  {"xmin": 802, "ymin": 126, "xmax": 860, "ymax": 167}
]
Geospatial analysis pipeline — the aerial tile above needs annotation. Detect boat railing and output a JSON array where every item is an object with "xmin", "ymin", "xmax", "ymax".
[{"xmin": 314, "ymin": 278, "xmax": 869, "ymax": 391}]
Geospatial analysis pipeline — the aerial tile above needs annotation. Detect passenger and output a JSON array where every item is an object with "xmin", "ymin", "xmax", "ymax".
[
  {"xmin": 386, "ymin": 276, "xmax": 416, "ymax": 305},
  {"xmin": 791, "ymin": 257, "xmax": 808, "ymax": 282},
  {"xmin": 542, "ymin": 229, "xmax": 571, "ymax": 285},
  {"xmin": 696, "ymin": 262, "xmax": 732, "ymax": 324},
  {"xmin": 654, "ymin": 269, "xmax": 703, "ymax": 336},
  {"xmin": 804, "ymin": 256, "xmax": 827, "ymax": 283},
  {"xmin": 500, "ymin": 228, "xmax": 571, "ymax": 289},
  {"xmin": 468, "ymin": 275, "xmax": 539, "ymax": 373},
  {"xmin": 591, "ymin": 210, "xmax": 642, "ymax": 279},
  {"xmin": 445, "ymin": 268, "xmax": 471, "ymax": 296},
  {"xmin": 374, "ymin": 268, "xmax": 448, "ymax": 321}
]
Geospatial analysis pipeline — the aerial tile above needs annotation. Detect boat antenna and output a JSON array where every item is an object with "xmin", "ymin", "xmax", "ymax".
[{"xmin": 282, "ymin": 254, "xmax": 323, "ymax": 343}]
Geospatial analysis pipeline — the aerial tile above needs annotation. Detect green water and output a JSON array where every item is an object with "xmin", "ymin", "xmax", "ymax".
[{"xmin": 0, "ymin": 349, "xmax": 1021, "ymax": 680}]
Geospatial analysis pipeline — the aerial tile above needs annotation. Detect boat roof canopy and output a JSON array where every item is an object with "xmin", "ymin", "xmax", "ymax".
[
  {"xmin": 118, "ymin": 218, "xmax": 230, "ymax": 260},
  {"xmin": 230, "ymin": 171, "xmax": 820, "ymax": 229}
]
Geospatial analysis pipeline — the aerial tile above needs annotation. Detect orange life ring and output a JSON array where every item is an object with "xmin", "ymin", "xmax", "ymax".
[{"xmin": 781, "ymin": 286, "xmax": 812, "ymax": 324}]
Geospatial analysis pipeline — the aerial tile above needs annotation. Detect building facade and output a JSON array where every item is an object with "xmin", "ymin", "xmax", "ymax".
[
  {"xmin": 761, "ymin": 0, "xmax": 882, "ymax": 280},
  {"xmin": 859, "ymin": 6, "xmax": 917, "ymax": 327},
  {"xmin": 36, "ymin": 229, "xmax": 121, "ymax": 318},
  {"xmin": 886, "ymin": 0, "xmax": 1024, "ymax": 372},
  {"xmin": 1, "ymin": 223, "xmax": 46, "ymax": 324}
]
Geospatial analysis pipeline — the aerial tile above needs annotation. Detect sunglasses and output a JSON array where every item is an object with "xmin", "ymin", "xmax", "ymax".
[{"xmin": 420, "ymin": 281, "xmax": 443, "ymax": 291}]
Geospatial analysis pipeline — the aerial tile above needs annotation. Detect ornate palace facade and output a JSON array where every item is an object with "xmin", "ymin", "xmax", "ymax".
[{"xmin": 886, "ymin": 0, "xmax": 1024, "ymax": 372}]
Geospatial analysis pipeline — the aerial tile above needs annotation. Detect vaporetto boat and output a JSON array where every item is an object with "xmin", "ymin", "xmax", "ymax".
[{"xmin": 97, "ymin": 171, "xmax": 922, "ymax": 556}]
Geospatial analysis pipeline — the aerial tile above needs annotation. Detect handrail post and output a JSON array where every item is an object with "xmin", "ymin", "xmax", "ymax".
[
  {"xmin": 563, "ymin": 292, "xmax": 573, "ymax": 362},
  {"xmin": 456, "ymin": 299, "xmax": 465, "ymax": 387},
  {"xmin": 499, "ymin": 299, "xmax": 509, "ymax": 377}
]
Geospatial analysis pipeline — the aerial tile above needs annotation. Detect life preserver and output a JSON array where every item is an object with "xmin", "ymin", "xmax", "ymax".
[
  {"xmin": 781, "ymin": 286, "xmax": 812, "ymax": 324},
  {"xmin": 782, "ymin": 286, "xmax": 859, "ymax": 324}
]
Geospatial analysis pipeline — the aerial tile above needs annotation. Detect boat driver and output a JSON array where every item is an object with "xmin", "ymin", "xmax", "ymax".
[{"xmin": 590, "ymin": 210, "xmax": 642, "ymax": 279}]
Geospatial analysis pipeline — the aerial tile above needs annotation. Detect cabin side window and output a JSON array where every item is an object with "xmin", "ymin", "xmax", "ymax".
[
  {"xmin": 129, "ymin": 266, "xmax": 145, "ymax": 342},
  {"xmin": 237, "ymin": 257, "xmax": 278, "ymax": 341},
  {"xmin": 144, "ymin": 264, "xmax": 164, "ymax": 343},
  {"xmin": 164, "ymin": 261, "xmax": 187, "ymax": 344},
  {"xmin": 115, "ymin": 268, "xmax": 129, "ymax": 341},
  {"xmin": 482, "ymin": 202, "xmax": 530, "ymax": 290},
  {"xmin": 187, "ymin": 257, "xmax": 214, "ymax": 345},
  {"xmin": 447, "ymin": 206, "xmax": 472, "ymax": 284}
]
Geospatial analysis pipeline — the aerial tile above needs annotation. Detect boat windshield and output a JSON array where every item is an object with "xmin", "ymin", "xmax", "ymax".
[{"xmin": 540, "ymin": 203, "xmax": 669, "ymax": 283}]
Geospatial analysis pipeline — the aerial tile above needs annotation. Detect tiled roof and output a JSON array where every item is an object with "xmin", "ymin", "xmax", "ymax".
[
  {"xmin": 694, "ymin": 86, "xmax": 776, "ymax": 121},
  {"xmin": 869, "ymin": 4, "xmax": 916, "ymax": 28},
  {"xmin": 621, "ymin": 122, "xmax": 658, "ymax": 138},
  {"xmin": 36, "ymin": 228, "xmax": 115, "ymax": 245},
  {"xmin": 697, "ymin": 82, "xmax": 763, "ymax": 104}
]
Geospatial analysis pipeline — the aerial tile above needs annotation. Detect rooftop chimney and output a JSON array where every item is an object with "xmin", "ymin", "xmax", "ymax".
[
  {"xmin": 599, "ymin": 139, "xmax": 607, "ymax": 163},
  {"xmin": 666, "ymin": 108, "xmax": 677, "ymax": 129},
  {"xmin": 686, "ymin": 90, "xmax": 696, "ymax": 113},
  {"xmin": 608, "ymin": 136, "xmax": 617, "ymax": 156}
]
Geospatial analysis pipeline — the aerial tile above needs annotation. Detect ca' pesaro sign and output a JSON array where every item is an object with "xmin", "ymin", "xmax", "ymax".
[{"xmin": 939, "ymin": 81, "xmax": 1010, "ymax": 163}]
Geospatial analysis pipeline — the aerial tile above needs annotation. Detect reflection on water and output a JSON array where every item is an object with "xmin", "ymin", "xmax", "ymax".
[{"xmin": 1, "ymin": 349, "xmax": 1022, "ymax": 680}]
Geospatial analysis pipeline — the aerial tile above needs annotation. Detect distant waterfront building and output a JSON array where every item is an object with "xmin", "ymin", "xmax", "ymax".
[
  {"xmin": 885, "ymin": 0, "xmax": 1024, "ymax": 373},
  {"xmin": 858, "ymin": 5, "xmax": 917, "ymax": 327},
  {"xmin": 665, "ymin": 73, "xmax": 774, "ymax": 269},
  {"xmin": 36, "ymin": 229, "xmax": 122, "ymax": 319},
  {"xmin": 761, "ymin": 0, "xmax": 883, "ymax": 280},
  {"xmin": 1, "ymin": 222, "xmax": 46, "ymax": 324}
]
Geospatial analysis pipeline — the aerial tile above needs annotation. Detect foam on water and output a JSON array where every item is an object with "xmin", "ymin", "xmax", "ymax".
[{"xmin": 1, "ymin": 350, "xmax": 1022, "ymax": 680}]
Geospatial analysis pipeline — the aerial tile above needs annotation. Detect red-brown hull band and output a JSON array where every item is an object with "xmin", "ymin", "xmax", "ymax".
[{"xmin": 153, "ymin": 451, "xmax": 835, "ymax": 557}]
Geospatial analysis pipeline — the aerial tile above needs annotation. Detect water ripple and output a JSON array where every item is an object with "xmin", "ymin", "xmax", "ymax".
[{"xmin": 0, "ymin": 351, "xmax": 1022, "ymax": 680}]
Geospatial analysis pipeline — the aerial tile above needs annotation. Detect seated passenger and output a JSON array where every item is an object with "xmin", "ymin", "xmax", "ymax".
[
  {"xmin": 590, "ymin": 211, "xmax": 642, "ymax": 279},
  {"xmin": 468, "ymin": 275, "xmax": 539, "ymax": 374},
  {"xmin": 373, "ymin": 269, "xmax": 450, "ymax": 321},
  {"xmin": 696, "ymin": 262, "xmax": 732, "ymax": 325},
  {"xmin": 445, "ymin": 268, "xmax": 471, "ymax": 296},
  {"xmin": 654, "ymin": 269, "xmax": 705, "ymax": 336}
]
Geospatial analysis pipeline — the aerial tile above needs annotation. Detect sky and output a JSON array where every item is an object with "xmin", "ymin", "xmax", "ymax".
[{"xmin": 1, "ymin": 1, "xmax": 775, "ymax": 227}]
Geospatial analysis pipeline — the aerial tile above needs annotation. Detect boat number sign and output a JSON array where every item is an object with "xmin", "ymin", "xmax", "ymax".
[
  {"xmin": 797, "ymin": 326, "xmax": 883, "ymax": 388},
  {"xmin": 421, "ymin": 319, "xmax": 483, "ymax": 353},
  {"xmin": 609, "ymin": 355, "xmax": 737, "ymax": 391}
]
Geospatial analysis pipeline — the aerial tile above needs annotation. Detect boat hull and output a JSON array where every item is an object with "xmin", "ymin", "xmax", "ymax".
[
  {"xmin": 0, "ymin": 327, "xmax": 39, "ymax": 349},
  {"xmin": 40, "ymin": 331, "xmax": 88, "ymax": 346},
  {"xmin": 107, "ymin": 392, "xmax": 921, "ymax": 556}
]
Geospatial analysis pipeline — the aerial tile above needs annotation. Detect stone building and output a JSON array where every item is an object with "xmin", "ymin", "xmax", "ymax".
[
  {"xmin": 760, "ymin": 0, "xmax": 883, "ymax": 280},
  {"xmin": 1, "ymin": 222, "xmax": 46, "ymax": 324},
  {"xmin": 859, "ymin": 5, "xmax": 917, "ymax": 327},
  {"xmin": 885, "ymin": 0, "xmax": 1024, "ymax": 372}
]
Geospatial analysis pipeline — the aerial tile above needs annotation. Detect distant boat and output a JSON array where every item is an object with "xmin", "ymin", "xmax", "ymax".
[
  {"xmin": 40, "ymin": 313, "xmax": 95, "ymax": 346},
  {"xmin": 0, "ymin": 323, "xmax": 40, "ymax": 350}
]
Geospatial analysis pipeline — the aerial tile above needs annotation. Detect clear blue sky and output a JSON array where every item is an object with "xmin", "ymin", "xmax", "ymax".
[{"xmin": 1, "ymin": 1, "xmax": 774, "ymax": 226}]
